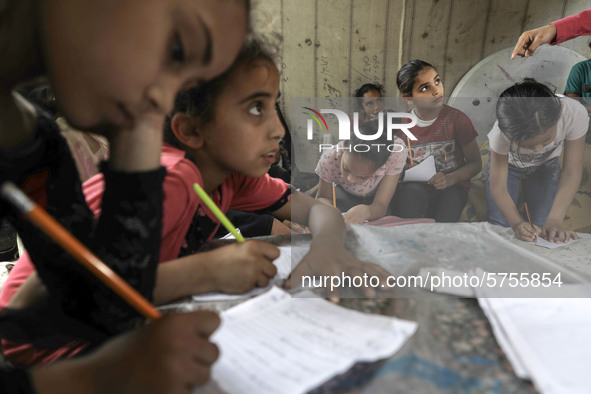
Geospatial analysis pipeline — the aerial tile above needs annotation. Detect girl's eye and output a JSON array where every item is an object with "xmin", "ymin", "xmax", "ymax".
[
  {"xmin": 171, "ymin": 33, "xmax": 186, "ymax": 63},
  {"xmin": 249, "ymin": 103, "xmax": 262, "ymax": 115},
  {"xmin": 420, "ymin": 87, "xmax": 427, "ymax": 92},
  {"xmin": 435, "ymin": 79, "xmax": 441, "ymax": 85}
]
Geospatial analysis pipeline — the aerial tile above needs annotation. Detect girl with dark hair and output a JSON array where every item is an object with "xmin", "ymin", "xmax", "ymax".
[
  {"xmin": 486, "ymin": 80, "xmax": 587, "ymax": 242},
  {"xmin": 315, "ymin": 119, "xmax": 407, "ymax": 224},
  {"xmin": 354, "ymin": 83, "xmax": 385, "ymax": 123},
  {"xmin": 393, "ymin": 59, "xmax": 481, "ymax": 222},
  {"xmin": 0, "ymin": 0, "xmax": 248, "ymax": 390},
  {"xmin": 2, "ymin": 39, "xmax": 388, "ymax": 366}
]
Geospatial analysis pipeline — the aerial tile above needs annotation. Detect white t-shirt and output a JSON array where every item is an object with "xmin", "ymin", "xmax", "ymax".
[{"xmin": 488, "ymin": 96, "xmax": 587, "ymax": 168}]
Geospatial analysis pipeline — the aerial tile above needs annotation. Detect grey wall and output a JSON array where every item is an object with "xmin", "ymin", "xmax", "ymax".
[
  {"xmin": 252, "ymin": 0, "xmax": 591, "ymax": 104},
  {"xmin": 251, "ymin": 0, "xmax": 591, "ymax": 175}
]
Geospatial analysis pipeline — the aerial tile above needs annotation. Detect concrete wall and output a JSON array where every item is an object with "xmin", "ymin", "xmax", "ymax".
[{"xmin": 252, "ymin": 0, "xmax": 591, "ymax": 105}]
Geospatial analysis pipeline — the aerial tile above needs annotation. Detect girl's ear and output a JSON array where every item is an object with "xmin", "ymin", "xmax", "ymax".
[
  {"xmin": 171, "ymin": 113, "xmax": 204, "ymax": 149},
  {"xmin": 402, "ymin": 94, "xmax": 413, "ymax": 106}
]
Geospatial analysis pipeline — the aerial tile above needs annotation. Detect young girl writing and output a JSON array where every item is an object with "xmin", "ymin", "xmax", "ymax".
[
  {"xmin": 2, "ymin": 38, "xmax": 388, "ymax": 366},
  {"xmin": 315, "ymin": 120, "xmax": 407, "ymax": 224},
  {"xmin": 486, "ymin": 80, "xmax": 587, "ymax": 242},
  {"xmin": 0, "ymin": 0, "xmax": 247, "ymax": 390},
  {"xmin": 393, "ymin": 59, "xmax": 481, "ymax": 222},
  {"xmin": 354, "ymin": 83, "xmax": 385, "ymax": 123}
]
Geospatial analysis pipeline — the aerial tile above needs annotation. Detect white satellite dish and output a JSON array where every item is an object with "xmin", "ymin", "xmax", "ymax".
[{"xmin": 448, "ymin": 45, "xmax": 587, "ymax": 144}]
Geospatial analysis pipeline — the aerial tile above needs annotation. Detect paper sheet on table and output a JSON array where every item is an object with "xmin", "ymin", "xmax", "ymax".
[
  {"xmin": 191, "ymin": 245, "xmax": 308, "ymax": 301},
  {"xmin": 534, "ymin": 236, "xmax": 577, "ymax": 249},
  {"xmin": 505, "ymin": 228, "xmax": 577, "ymax": 249},
  {"xmin": 403, "ymin": 155, "xmax": 436, "ymax": 182},
  {"xmin": 206, "ymin": 287, "xmax": 417, "ymax": 394},
  {"xmin": 476, "ymin": 284, "xmax": 591, "ymax": 394}
]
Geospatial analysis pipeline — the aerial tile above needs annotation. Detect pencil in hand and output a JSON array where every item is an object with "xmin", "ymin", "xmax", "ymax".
[
  {"xmin": 332, "ymin": 182, "xmax": 336, "ymax": 208},
  {"xmin": 193, "ymin": 183, "xmax": 245, "ymax": 242},
  {"xmin": 0, "ymin": 181, "xmax": 161, "ymax": 320},
  {"xmin": 407, "ymin": 138, "xmax": 413, "ymax": 166}
]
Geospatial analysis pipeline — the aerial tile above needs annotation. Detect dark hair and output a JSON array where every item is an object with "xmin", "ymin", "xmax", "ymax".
[
  {"xmin": 396, "ymin": 59, "xmax": 435, "ymax": 96},
  {"xmin": 164, "ymin": 37, "xmax": 275, "ymax": 148},
  {"xmin": 496, "ymin": 80, "xmax": 561, "ymax": 142},
  {"xmin": 17, "ymin": 82, "xmax": 58, "ymax": 117},
  {"xmin": 354, "ymin": 83, "xmax": 384, "ymax": 98},
  {"xmin": 346, "ymin": 119, "xmax": 392, "ymax": 169}
]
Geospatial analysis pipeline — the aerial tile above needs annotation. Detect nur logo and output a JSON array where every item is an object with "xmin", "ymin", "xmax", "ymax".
[{"xmin": 303, "ymin": 107, "xmax": 418, "ymax": 141}]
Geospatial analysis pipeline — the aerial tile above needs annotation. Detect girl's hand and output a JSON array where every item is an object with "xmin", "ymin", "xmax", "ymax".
[
  {"xmin": 35, "ymin": 311, "xmax": 222, "ymax": 393},
  {"xmin": 210, "ymin": 241, "xmax": 279, "ymax": 294},
  {"xmin": 343, "ymin": 205, "xmax": 371, "ymax": 225},
  {"xmin": 512, "ymin": 221, "xmax": 541, "ymax": 242},
  {"xmin": 428, "ymin": 172, "xmax": 448, "ymax": 190},
  {"xmin": 271, "ymin": 218, "xmax": 293, "ymax": 235},
  {"xmin": 282, "ymin": 220, "xmax": 311, "ymax": 234},
  {"xmin": 541, "ymin": 219, "xmax": 578, "ymax": 243}
]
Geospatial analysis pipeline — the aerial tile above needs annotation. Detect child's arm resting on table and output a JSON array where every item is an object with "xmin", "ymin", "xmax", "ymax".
[
  {"xmin": 154, "ymin": 241, "xmax": 279, "ymax": 304},
  {"xmin": 429, "ymin": 139, "xmax": 482, "ymax": 189},
  {"xmin": 8, "ymin": 242, "xmax": 280, "ymax": 307},
  {"xmin": 343, "ymin": 174, "xmax": 400, "ymax": 224},
  {"xmin": 543, "ymin": 135, "xmax": 584, "ymax": 242},
  {"xmin": 489, "ymin": 150, "xmax": 540, "ymax": 241},
  {"xmin": 272, "ymin": 191, "xmax": 390, "ymax": 298}
]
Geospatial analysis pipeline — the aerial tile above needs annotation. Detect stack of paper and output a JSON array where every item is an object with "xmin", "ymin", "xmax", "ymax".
[
  {"xmin": 208, "ymin": 287, "xmax": 417, "ymax": 394},
  {"xmin": 477, "ymin": 285, "xmax": 591, "ymax": 393}
]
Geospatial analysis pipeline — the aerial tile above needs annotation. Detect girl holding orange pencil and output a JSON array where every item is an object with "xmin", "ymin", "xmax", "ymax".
[
  {"xmin": 315, "ymin": 120, "xmax": 407, "ymax": 224},
  {"xmin": 1, "ymin": 38, "xmax": 389, "ymax": 366},
  {"xmin": 0, "ymin": 0, "xmax": 249, "ymax": 390},
  {"xmin": 392, "ymin": 59, "xmax": 481, "ymax": 222}
]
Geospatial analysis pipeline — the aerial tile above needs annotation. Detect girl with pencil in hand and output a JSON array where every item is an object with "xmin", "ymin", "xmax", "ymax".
[
  {"xmin": 315, "ymin": 121, "xmax": 407, "ymax": 224},
  {"xmin": 486, "ymin": 80, "xmax": 586, "ymax": 242},
  {"xmin": 0, "ymin": 0, "xmax": 248, "ymax": 391},
  {"xmin": 2, "ymin": 38, "xmax": 389, "ymax": 366},
  {"xmin": 393, "ymin": 59, "xmax": 481, "ymax": 222}
]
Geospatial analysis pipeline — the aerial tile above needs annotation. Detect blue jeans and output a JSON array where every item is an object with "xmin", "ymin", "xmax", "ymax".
[{"xmin": 485, "ymin": 155, "xmax": 561, "ymax": 227}]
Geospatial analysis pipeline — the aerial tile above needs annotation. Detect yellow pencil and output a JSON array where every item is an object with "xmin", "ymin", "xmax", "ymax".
[
  {"xmin": 332, "ymin": 182, "xmax": 336, "ymax": 208},
  {"xmin": 193, "ymin": 183, "xmax": 245, "ymax": 242},
  {"xmin": 407, "ymin": 138, "xmax": 414, "ymax": 166},
  {"xmin": 0, "ymin": 181, "xmax": 161, "ymax": 320}
]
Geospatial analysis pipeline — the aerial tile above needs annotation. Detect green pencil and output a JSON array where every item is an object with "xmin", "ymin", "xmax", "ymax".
[{"xmin": 193, "ymin": 183, "xmax": 245, "ymax": 242}]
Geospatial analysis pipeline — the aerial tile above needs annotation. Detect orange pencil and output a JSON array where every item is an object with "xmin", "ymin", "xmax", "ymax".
[
  {"xmin": 524, "ymin": 202, "xmax": 536, "ymax": 242},
  {"xmin": 0, "ymin": 181, "xmax": 161, "ymax": 320},
  {"xmin": 332, "ymin": 182, "xmax": 336, "ymax": 208},
  {"xmin": 407, "ymin": 138, "xmax": 414, "ymax": 166}
]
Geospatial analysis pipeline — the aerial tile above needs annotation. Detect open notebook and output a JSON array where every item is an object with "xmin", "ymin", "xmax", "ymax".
[{"xmin": 198, "ymin": 287, "xmax": 417, "ymax": 394}]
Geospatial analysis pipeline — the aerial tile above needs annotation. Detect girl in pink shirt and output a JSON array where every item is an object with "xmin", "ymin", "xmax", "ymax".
[{"xmin": 315, "ymin": 120, "xmax": 407, "ymax": 224}]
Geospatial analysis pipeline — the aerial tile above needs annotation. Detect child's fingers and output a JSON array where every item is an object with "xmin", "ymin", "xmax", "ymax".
[
  {"xmin": 516, "ymin": 223, "xmax": 537, "ymax": 242},
  {"xmin": 570, "ymin": 231, "xmax": 578, "ymax": 240},
  {"xmin": 287, "ymin": 220, "xmax": 309, "ymax": 234},
  {"xmin": 546, "ymin": 228, "xmax": 558, "ymax": 243},
  {"xmin": 260, "ymin": 259, "xmax": 278, "ymax": 278},
  {"xmin": 247, "ymin": 240, "xmax": 280, "ymax": 261},
  {"xmin": 283, "ymin": 274, "xmax": 292, "ymax": 289},
  {"xmin": 554, "ymin": 230, "xmax": 566, "ymax": 243},
  {"xmin": 256, "ymin": 273, "xmax": 272, "ymax": 288},
  {"xmin": 172, "ymin": 310, "xmax": 221, "ymax": 338}
]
